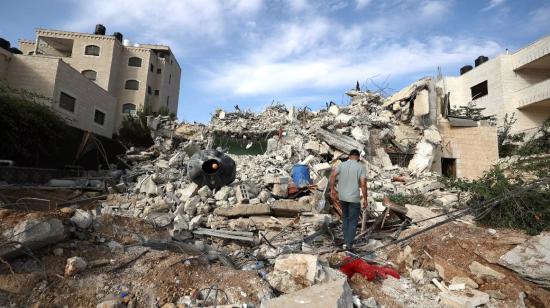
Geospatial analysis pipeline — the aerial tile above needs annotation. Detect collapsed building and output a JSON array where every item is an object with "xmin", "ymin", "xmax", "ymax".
[{"xmin": 0, "ymin": 84, "xmax": 548, "ymax": 307}]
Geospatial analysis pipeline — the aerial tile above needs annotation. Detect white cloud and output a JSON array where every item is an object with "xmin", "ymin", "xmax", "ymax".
[
  {"xmin": 287, "ymin": 0, "xmax": 310, "ymax": 12},
  {"xmin": 529, "ymin": 5, "xmax": 550, "ymax": 25},
  {"xmin": 420, "ymin": 1, "xmax": 449, "ymax": 17},
  {"xmin": 355, "ymin": 0, "xmax": 372, "ymax": 10},
  {"xmin": 64, "ymin": 0, "xmax": 263, "ymax": 47},
  {"xmin": 205, "ymin": 19, "xmax": 502, "ymax": 96},
  {"xmin": 482, "ymin": 0, "xmax": 505, "ymax": 11}
]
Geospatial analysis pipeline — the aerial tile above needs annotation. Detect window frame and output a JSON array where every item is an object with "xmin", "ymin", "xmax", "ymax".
[
  {"xmin": 93, "ymin": 108, "xmax": 106, "ymax": 126},
  {"xmin": 122, "ymin": 103, "xmax": 137, "ymax": 114},
  {"xmin": 84, "ymin": 45, "xmax": 100, "ymax": 56},
  {"xmin": 470, "ymin": 80, "xmax": 488, "ymax": 100},
  {"xmin": 59, "ymin": 91, "xmax": 76, "ymax": 113},
  {"xmin": 154, "ymin": 90, "xmax": 160, "ymax": 96},
  {"xmin": 81, "ymin": 69, "xmax": 97, "ymax": 82},
  {"xmin": 128, "ymin": 57, "xmax": 142, "ymax": 67},
  {"xmin": 124, "ymin": 80, "xmax": 140, "ymax": 91}
]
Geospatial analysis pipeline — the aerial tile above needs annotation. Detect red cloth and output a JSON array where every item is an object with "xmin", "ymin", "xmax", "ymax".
[{"xmin": 339, "ymin": 257, "xmax": 400, "ymax": 281}]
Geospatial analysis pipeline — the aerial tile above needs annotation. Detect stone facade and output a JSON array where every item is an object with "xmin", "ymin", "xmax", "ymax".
[
  {"xmin": 437, "ymin": 119, "xmax": 499, "ymax": 179},
  {"xmin": 18, "ymin": 27, "xmax": 181, "ymax": 129},
  {"xmin": 4, "ymin": 54, "xmax": 117, "ymax": 138},
  {"xmin": 439, "ymin": 33, "xmax": 550, "ymax": 136}
]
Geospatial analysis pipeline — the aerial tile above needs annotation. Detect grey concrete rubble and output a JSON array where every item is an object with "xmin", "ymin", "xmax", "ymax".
[{"xmin": 0, "ymin": 218, "xmax": 66, "ymax": 259}]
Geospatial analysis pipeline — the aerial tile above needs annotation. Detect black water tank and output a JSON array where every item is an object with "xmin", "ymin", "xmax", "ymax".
[
  {"xmin": 9, "ymin": 47, "xmax": 22, "ymax": 54},
  {"xmin": 475, "ymin": 56, "xmax": 489, "ymax": 67},
  {"xmin": 188, "ymin": 149, "xmax": 236, "ymax": 189},
  {"xmin": 113, "ymin": 32, "xmax": 123, "ymax": 42},
  {"xmin": 0, "ymin": 38, "xmax": 10, "ymax": 51},
  {"xmin": 460, "ymin": 65, "xmax": 473, "ymax": 75},
  {"xmin": 95, "ymin": 24, "xmax": 106, "ymax": 35}
]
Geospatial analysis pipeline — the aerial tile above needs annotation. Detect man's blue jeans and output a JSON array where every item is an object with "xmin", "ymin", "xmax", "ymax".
[{"xmin": 340, "ymin": 200, "xmax": 361, "ymax": 248}]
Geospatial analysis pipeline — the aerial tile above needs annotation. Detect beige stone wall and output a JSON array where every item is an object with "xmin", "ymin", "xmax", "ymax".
[
  {"xmin": 54, "ymin": 60, "xmax": 117, "ymax": 138},
  {"xmin": 6, "ymin": 54, "xmax": 58, "ymax": 98},
  {"xmin": 5, "ymin": 54, "xmax": 116, "ymax": 138},
  {"xmin": 18, "ymin": 40, "xmax": 35, "ymax": 55},
  {"xmin": 438, "ymin": 119, "xmax": 499, "ymax": 179}
]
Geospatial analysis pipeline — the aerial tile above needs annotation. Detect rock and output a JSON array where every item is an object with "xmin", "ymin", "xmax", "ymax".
[
  {"xmin": 375, "ymin": 148, "xmax": 393, "ymax": 169},
  {"xmin": 410, "ymin": 268, "xmax": 424, "ymax": 284},
  {"xmin": 498, "ymin": 231, "xmax": 550, "ymax": 287},
  {"xmin": 439, "ymin": 289, "xmax": 489, "ymax": 308},
  {"xmin": 214, "ymin": 186, "xmax": 233, "ymax": 201},
  {"xmin": 197, "ymin": 185, "xmax": 212, "ymax": 200},
  {"xmin": 65, "ymin": 256, "xmax": 87, "ymax": 276},
  {"xmin": 161, "ymin": 303, "xmax": 176, "ymax": 308},
  {"xmin": 362, "ymin": 297, "xmax": 378, "ymax": 308},
  {"xmin": 168, "ymin": 152, "xmax": 184, "ymax": 167},
  {"xmin": 304, "ymin": 141, "xmax": 320, "ymax": 154},
  {"xmin": 468, "ymin": 261, "xmax": 505, "ymax": 280},
  {"xmin": 262, "ymin": 279, "xmax": 352, "ymax": 308},
  {"xmin": 0, "ymin": 218, "xmax": 66, "ymax": 259},
  {"xmin": 96, "ymin": 299, "xmax": 123, "ymax": 308},
  {"xmin": 351, "ymin": 126, "xmax": 369, "ymax": 143},
  {"xmin": 59, "ymin": 207, "xmax": 75, "ymax": 215},
  {"xmin": 448, "ymin": 283, "xmax": 465, "ymax": 291},
  {"xmin": 70, "ymin": 209, "xmax": 93, "ymax": 229},
  {"xmin": 328, "ymin": 104, "xmax": 340, "ymax": 116},
  {"xmin": 335, "ymin": 113, "xmax": 354, "ymax": 124},
  {"xmin": 312, "ymin": 163, "xmax": 332, "ymax": 173},
  {"xmin": 450, "ymin": 276, "xmax": 478, "ymax": 289},
  {"xmin": 139, "ymin": 174, "xmax": 159, "ymax": 195},
  {"xmin": 434, "ymin": 194, "xmax": 459, "ymax": 208},
  {"xmin": 408, "ymin": 141, "xmax": 435, "ymax": 175},
  {"xmin": 266, "ymin": 138, "xmax": 278, "ymax": 153},
  {"xmin": 213, "ymin": 204, "xmax": 271, "ymax": 218},
  {"xmin": 267, "ymin": 254, "xmax": 320, "ymax": 293},
  {"xmin": 258, "ymin": 190, "xmax": 271, "ymax": 203},
  {"xmin": 486, "ymin": 289, "xmax": 506, "ymax": 300},
  {"xmin": 180, "ymin": 183, "xmax": 199, "ymax": 201}
]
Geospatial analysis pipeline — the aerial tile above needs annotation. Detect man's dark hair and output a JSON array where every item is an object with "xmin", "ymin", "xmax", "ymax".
[{"xmin": 349, "ymin": 149, "xmax": 360, "ymax": 156}]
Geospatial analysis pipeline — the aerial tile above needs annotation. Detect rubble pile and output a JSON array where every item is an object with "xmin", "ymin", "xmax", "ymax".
[{"xmin": 1, "ymin": 86, "xmax": 549, "ymax": 307}]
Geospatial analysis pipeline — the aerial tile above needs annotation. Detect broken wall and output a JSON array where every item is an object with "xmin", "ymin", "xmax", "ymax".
[{"xmin": 437, "ymin": 118, "xmax": 498, "ymax": 179}]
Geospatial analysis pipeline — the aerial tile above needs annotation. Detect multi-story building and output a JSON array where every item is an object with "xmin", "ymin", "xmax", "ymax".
[
  {"xmin": 439, "ymin": 33, "xmax": 550, "ymax": 136},
  {"xmin": 18, "ymin": 24, "xmax": 181, "ymax": 131},
  {"xmin": 0, "ymin": 46, "xmax": 117, "ymax": 138}
]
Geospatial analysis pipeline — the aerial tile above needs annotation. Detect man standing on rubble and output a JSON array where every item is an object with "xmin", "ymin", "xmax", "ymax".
[{"xmin": 330, "ymin": 149, "xmax": 368, "ymax": 251}]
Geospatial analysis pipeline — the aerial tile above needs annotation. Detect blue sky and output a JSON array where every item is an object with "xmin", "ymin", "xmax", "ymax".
[{"xmin": 1, "ymin": 0, "xmax": 549, "ymax": 122}]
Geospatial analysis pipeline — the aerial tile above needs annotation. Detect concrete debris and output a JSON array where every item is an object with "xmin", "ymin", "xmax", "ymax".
[
  {"xmin": 0, "ymin": 217, "xmax": 66, "ymax": 259},
  {"xmin": 439, "ymin": 289, "xmax": 490, "ymax": 308},
  {"xmin": 65, "ymin": 256, "xmax": 88, "ymax": 276},
  {"xmin": 70, "ymin": 209, "xmax": 93, "ymax": 229},
  {"xmin": 267, "ymin": 254, "xmax": 320, "ymax": 293},
  {"xmin": 262, "ymin": 279, "xmax": 352, "ymax": 308},
  {"xmin": 468, "ymin": 261, "xmax": 505, "ymax": 280},
  {"xmin": 498, "ymin": 231, "xmax": 550, "ymax": 287}
]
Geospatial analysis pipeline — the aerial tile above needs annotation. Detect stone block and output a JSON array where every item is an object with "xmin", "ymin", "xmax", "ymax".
[{"xmin": 262, "ymin": 279, "xmax": 352, "ymax": 308}]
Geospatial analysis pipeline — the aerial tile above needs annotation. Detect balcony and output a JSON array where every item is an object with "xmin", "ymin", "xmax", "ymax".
[{"xmin": 516, "ymin": 78, "xmax": 550, "ymax": 109}]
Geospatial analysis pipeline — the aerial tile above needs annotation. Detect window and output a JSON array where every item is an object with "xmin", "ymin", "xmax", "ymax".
[
  {"xmin": 122, "ymin": 103, "xmax": 136, "ymax": 114},
  {"xmin": 157, "ymin": 68, "xmax": 162, "ymax": 74},
  {"xmin": 169, "ymin": 74, "xmax": 172, "ymax": 84},
  {"xmin": 166, "ymin": 96, "xmax": 170, "ymax": 106},
  {"xmin": 150, "ymin": 64, "xmax": 154, "ymax": 72},
  {"xmin": 154, "ymin": 90, "xmax": 159, "ymax": 96},
  {"xmin": 147, "ymin": 86, "xmax": 152, "ymax": 95},
  {"xmin": 128, "ymin": 57, "xmax": 142, "ymax": 67},
  {"xmin": 59, "ymin": 92, "xmax": 76, "ymax": 112},
  {"xmin": 94, "ymin": 109, "xmax": 105, "ymax": 125},
  {"xmin": 471, "ymin": 80, "xmax": 488, "ymax": 100},
  {"xmin": 84, "ymin": 45, "xmax": 100, "ymax": 56},
  {"xmin": 81, "ymin": 70, "xmax": 97, "ymax": 81},
  {"xmin": 125, "ymin": 80, "xmax": 139, "ymax": 90}
]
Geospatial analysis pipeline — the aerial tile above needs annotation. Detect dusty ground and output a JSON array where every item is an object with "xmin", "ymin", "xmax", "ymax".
[{"xmin": 349, "ymin": 222, "xmax": 550, "ymax": 308}]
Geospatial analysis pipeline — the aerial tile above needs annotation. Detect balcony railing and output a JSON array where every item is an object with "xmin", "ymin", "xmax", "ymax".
[{"xmin": 516, "ymin": 78, "xmax": 550, "ymax": 109}]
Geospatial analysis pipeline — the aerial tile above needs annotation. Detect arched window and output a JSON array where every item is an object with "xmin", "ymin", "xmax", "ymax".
[
  {"xmin": 84, "ymin": 45, "xmax": 100, "ymax": 56},
  {"xmin": 122, "ymin": 103, "xmax": 136, "ymax": 114},
  {"xmin": 124, "ymin": 80, "xmax": 139, "ymax": 90},
  {"xmin": 128, "ymin": 57, "xmax": 142, "ymax": 67},
  {"xmin": 81, "ymin": 70, "xmax": 97, "ymax": 81}
]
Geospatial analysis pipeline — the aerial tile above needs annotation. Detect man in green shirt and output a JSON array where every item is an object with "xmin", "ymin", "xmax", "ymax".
[{"xmin": 329, "ymin": 149, "xmax": 368, "ymax": 250}]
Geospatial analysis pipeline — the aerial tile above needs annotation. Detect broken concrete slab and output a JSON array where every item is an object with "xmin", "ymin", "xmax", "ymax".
[
  {"xmin": 450, "ymin": 276, "xmax": 478, "ymax": 289},
  {"xmin": 439, "ymin": 289, "xmax": 489, "ymax": 308},
  {"xmin": 315, "ymin": 128, "xmax": 364, "ymax": 154},
  {"xmin": 468, "ymin": 261, "xmax": 505, "ymax": 280},
  {"xmin": 70, "ymin": 209, "xmax": 93, "ymax": 229},
  {"xmin": 213, "ymin": 204, "xmax": 271, "ymax": 218},
  {"xmin": 270, "ymin": 200, "xmax": 313, "ymax": 217},
  {"xmin": 267, "ymin": 254, "xmax": 320, "ymax": 293},
  {"xmin": 261, "ymin": 279, "xmax": 352, "ymax": 308},
  {"xmin": 0, "ymin": 218, "xmax": 66, "ymax": 259},
  {"xmin": 498, "ymin": 231, "xmax": 550, "ymax": 287}
]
